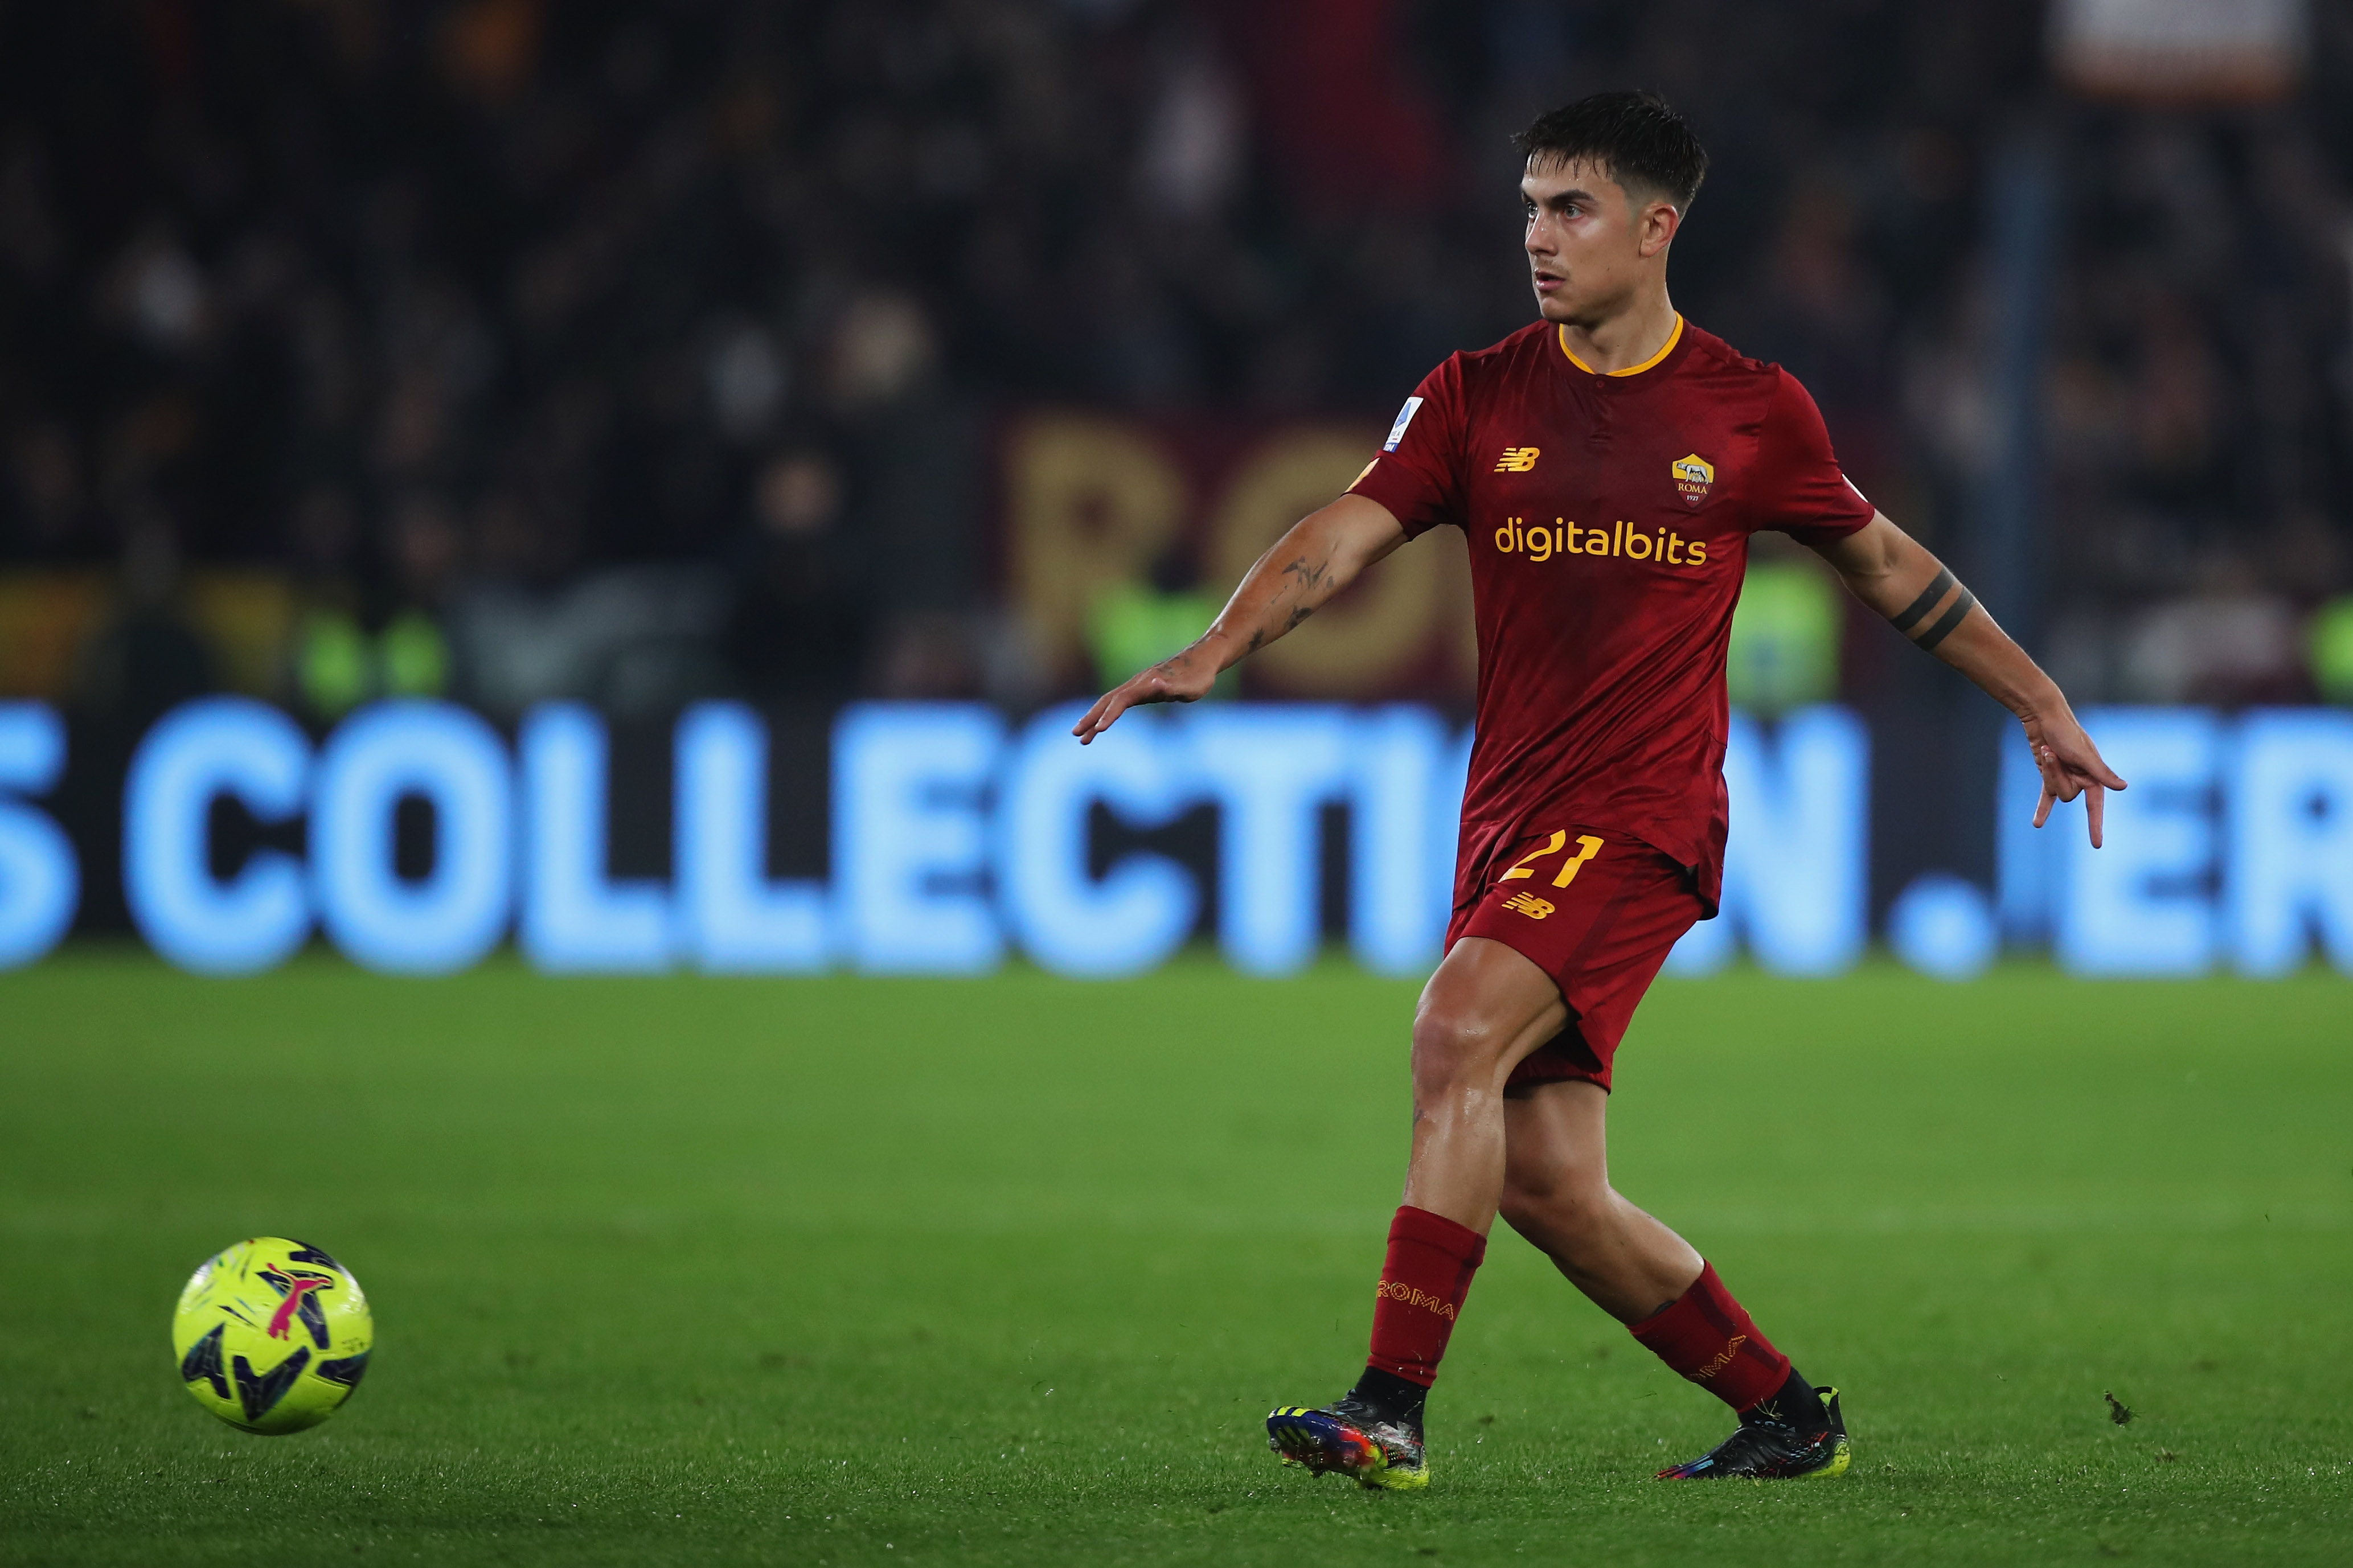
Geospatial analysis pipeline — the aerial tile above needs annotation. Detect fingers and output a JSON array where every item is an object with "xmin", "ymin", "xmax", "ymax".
[
  {"xmin": 1071, "ymin": 693, "xmax": 1114, "ymax": 741},
  {"xmin": 2055, "ymin": 729, "xmax": 2127, "ymax": 791},
  {"xmin": 1073, "ymin": 669, "xmax": 1183, "ymax": 743},
  {"xmin": 2027, "ymin": 726, "xmax": 2124, "ymax": 843},
  {"xmin": 2033, "ymin": 742, "xmax": 2072, "ymax": 820},
  {"xmin": 1072, "ymin": 691, "xmax": 1130, "ymax": 745},
  {"xmin": 2056, "ymin": 742, "xmax": 2127, "ymax": 793}
]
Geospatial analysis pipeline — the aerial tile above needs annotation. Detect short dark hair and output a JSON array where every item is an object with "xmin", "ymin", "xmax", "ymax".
[{"xmin": 1514, "ymin": 91, "xmax": 1708, "ymax": 212}]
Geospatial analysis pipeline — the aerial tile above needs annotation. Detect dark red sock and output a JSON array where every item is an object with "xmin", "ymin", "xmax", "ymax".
[
  {"xmin": 1628, "ymin": 1261, "xmax": 1792, "ymax": 1413},
  {"xmin": 1365, "ymin": 1205, "xmax": 1487, "ymax": 1388}
]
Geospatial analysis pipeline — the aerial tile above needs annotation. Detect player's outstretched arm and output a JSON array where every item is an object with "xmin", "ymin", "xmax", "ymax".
[
  {"xmin": 1808, "ymin": 511, "xmax": 2127, "ymax": 846},
  {"xmin": 1072, "ymin": 492, "xmax": 1408, "ymax": 744}
]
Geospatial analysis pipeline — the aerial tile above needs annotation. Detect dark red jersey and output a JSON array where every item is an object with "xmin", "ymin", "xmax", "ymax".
[{"xmin": 1350, "ymin": 315, "xmax": 1873, "ymax": 910}]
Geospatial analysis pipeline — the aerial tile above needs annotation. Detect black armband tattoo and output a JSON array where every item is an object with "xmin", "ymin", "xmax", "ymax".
[
  {"xmin": 1915, "ymin": 590, "xmax": 1977, "ymax": 650},
  {"xmin": 1889, "ymin": 568, "xmax": 1956, "ymax": 634}
]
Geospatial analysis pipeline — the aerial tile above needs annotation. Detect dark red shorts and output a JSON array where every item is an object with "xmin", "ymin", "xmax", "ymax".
[{"xmin": 1447, "ymin": 823, "xmax": 1706, "ymax": 1095}]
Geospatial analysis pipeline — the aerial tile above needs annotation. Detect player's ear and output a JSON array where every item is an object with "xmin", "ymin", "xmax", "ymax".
[{"xmin": 1640, "ymin": 199, "xmax": 1681, "ymax": 257}]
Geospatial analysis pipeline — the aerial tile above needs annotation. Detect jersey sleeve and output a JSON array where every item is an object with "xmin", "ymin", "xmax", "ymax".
[
  {"xmin": 1748, "ymin": 369, "xmax": 1875, "ymax": 544},
  {"xmin": 1347, "ymin": 354, "xmax": 1468, "ymax": 540}
]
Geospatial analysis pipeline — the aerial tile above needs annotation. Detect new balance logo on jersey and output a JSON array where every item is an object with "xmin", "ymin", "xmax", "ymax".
[
  {"xmin": 1493, "ymin": 516, "xmax": 1710, "ymax": 567},
  {"xmin": 1493, "ymin": 446, "xmax": 1540, "ymax": 473},
  {"xmin": 1501, "ymin": 892, "xmax": 1554, "ymax": 920}
]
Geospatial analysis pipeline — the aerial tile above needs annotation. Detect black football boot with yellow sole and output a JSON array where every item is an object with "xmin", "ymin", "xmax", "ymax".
[{"xmin": 1657, "ymin": 1383, "xmax": 1850, "ymax": 1481}]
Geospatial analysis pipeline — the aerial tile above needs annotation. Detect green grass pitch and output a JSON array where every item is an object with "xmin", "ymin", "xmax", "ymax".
[{"xmin": 3, "ymin": 953, "xmax": 2350, "ymax": 1565}]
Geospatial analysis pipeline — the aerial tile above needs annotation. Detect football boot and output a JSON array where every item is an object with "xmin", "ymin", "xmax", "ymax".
[
  {"xmin": 1657, "ymin": 1384, "xmax": 1850, "ymax": 1480},
  {"xmin": 1266, "ymin": 1397, "xmax": 1429, "ymax": 1491}
]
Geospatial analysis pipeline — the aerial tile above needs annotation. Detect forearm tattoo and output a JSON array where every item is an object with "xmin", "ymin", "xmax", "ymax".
[
  {"xmin": 1915, "ymin": 588, "xmax": 1977, "ymax": 650},
  {"xmin": 1888, "ymin": 566, "xmax": 1975, "ymax": 651}
]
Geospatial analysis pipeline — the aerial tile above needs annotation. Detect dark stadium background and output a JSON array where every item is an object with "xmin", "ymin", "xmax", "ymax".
[
  {"xmin": 5, "ymin": 0, "xmax": 2351, "ymax": 946},
  {"xmin": 7, "ymin": 7, "xmax": 2353, "ymax": 1566}
]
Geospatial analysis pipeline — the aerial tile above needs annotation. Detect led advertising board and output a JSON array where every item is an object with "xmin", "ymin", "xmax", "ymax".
[{"xmin": 1, "ymin": 699, "xmax": 2348, "ymax": 979}]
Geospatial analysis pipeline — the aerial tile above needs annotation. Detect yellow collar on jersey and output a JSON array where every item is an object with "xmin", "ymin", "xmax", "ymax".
[{"xmin": 1558, "ymin": 314, "xmax": 1683, "ymax": 377}]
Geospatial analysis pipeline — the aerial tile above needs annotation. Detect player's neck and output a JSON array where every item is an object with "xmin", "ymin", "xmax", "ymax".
[{"xmin": 1557, "ymin": 289, "xmax": 1679, "ymax": 375}]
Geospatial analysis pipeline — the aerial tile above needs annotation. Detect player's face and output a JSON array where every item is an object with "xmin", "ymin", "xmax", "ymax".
[{"xmin": 1522, "ymin": 157, "xmax": 1678, "ymax": 326}]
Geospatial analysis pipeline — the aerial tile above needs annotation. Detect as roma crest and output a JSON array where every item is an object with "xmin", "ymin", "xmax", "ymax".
[{"xmin": 1671, "ymin": 453, "xmax": 1714, "ymax": 508}]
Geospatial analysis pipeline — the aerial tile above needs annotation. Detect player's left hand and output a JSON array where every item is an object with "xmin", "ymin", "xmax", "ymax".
[{"xmin": 2024, "ymin": 709, "xmax": 2127, "ymax": 847}]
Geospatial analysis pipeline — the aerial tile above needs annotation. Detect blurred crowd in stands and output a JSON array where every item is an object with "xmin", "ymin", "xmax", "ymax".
[{"xmin": 4, "ymin": 0, "xmax": 2353, "ymax": 732}]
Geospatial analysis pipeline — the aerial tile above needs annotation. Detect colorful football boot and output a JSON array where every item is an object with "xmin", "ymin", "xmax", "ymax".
[
  {"xmin": 1266, "ymin": 1398, "xmax": 1429, "ymax": 1491},
  {"xmin": 1657, "ymin": 1384, "xmax": 1850, "ymax": 1481}
]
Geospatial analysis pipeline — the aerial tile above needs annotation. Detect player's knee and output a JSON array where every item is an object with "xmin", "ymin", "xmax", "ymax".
[
  {"xmin": 1499, "ymin": 1161, "xmax": 1612, "ymax": 1244},
  {"xmin": 1495, "ymin": 1184, "xmax": 1555, "ymax": 1244},
  {"xmin": 1409, "ymin": 1004, "xmax": 1511, "ymax": 1099}
]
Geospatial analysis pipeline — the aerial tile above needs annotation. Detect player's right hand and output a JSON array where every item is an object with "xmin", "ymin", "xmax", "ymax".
[
  {"xmin": 1071, "ymin": 646, "xmax": 1220, "ymax": 744},
  {"xmin": 2026, "ymin": 708, "xmax": 2127, "ymax": 848}
]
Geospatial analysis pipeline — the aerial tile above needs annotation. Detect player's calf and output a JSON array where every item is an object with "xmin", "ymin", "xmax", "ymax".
[{"xmin": 1497, "ymin": 1077, "xmax": 1707, "ymax": 1322}]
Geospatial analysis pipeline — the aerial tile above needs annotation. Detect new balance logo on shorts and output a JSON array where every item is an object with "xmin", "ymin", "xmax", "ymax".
[{"xmin": 1501, "ymin": 892, "xmax": 1554, "ymax": 920}]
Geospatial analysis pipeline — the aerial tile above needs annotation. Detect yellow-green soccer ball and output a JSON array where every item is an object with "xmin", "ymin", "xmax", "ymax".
[{"xmin": 171, "ymin": 1238, "xmax": 373, "ymax": 1435}]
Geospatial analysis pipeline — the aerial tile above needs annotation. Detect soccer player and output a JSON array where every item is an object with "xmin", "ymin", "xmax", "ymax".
[{"xmin": 1072, "ymin": 91, "xmax": 2124, "ymax": 1488}]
